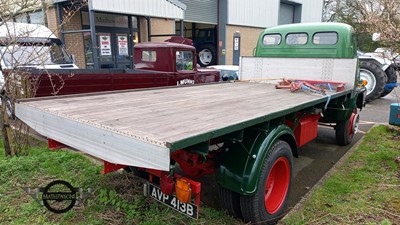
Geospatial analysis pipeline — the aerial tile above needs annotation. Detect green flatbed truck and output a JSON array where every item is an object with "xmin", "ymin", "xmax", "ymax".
[{"xmin": 15, "ymin": 22, "xmax": 365, "ymax": 224}]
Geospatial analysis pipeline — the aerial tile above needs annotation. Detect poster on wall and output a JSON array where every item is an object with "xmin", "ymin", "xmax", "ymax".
[
  {"xmin": 118, "ymin": 35, "xmax": 128, "ymax": 56},
  {"xmin": 100, "ymin": 35, "xmax": 111, "ymax": 56}
]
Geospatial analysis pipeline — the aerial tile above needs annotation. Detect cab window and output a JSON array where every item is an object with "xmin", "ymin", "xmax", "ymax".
[
  {"xmin": 262, "ymin": 34, "xmax": 281, "ymax": 46},
  {"xmin": 142, "ymin": 50, "xmax": 156, "ymax": 62},
  {"xmin": 176, "ymin": 51, "xmax": 193, "ymax": 71},
  {"xmin": 313, "ymin": 32, "xmax": 338, "ymax": 45},
  {"xmin": 286, "ymin": 33, "xmax": 308, "ymax": 45}
]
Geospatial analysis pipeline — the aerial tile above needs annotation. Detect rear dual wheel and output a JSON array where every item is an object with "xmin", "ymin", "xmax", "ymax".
[{"xmin": 219, "ymin": 140, "xmax": 293, "ymax": 224}]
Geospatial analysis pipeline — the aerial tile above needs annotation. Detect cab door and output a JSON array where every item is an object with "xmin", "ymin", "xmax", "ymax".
[{"xmin": 173, "ymin": 50, "xmax": 196, "ymax": 86}]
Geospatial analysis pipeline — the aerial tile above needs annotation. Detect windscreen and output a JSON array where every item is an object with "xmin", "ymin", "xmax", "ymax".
[{"xmin": 0, "ymin": 41, "xmax": 73, "ymax": 67}]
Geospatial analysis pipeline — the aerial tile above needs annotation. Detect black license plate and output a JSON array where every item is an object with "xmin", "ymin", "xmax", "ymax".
[{"xmin": 146, "ymin": 183, "xmax": 198, "ymax": 219}]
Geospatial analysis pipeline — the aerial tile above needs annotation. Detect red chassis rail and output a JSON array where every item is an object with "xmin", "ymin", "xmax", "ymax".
[{"xmin": 47, "ymin": 138, "xmax": 204, "ymax": 207}]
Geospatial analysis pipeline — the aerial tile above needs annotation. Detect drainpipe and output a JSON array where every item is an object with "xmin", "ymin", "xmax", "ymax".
[{"xmin": 146, "ymin": 16, "xmax": 151, "ymax": 42}]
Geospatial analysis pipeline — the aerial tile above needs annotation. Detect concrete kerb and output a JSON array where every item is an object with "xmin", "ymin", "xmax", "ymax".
[{"xmin": 281, "ymin": 124, "xmax": 378, "ymax": 221}]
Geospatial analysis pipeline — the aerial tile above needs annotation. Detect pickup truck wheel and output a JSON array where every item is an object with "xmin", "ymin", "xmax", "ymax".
[
  {"xmin": 381, "ymin": 66, "xmax": 397, "ymax": 97},
  {"xmin": 240, "ymin": 140, "xmax": 293, "ymax": 224},
  {"xmin": 219, "ymin": 186, "xmax": 242, "ymax": 219},
  {"xmin": 359, "ymin": 61, "xmax": 387, "ymax": 102},
  {"xmin": 197, "ymin": 44, "xmax": 217, "ymax": 67},
  {"xmin": 335, "ymin": 110, "xmax": 359, "ymax": 146}
]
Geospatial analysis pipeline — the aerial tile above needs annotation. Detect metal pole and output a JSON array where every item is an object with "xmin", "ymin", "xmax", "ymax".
[
  {"xmin": 89, "ymin": 10, "xmax": 99, "ymax": 69},
  {"xmin": 180, "ymin": 20, "xmax": 184, "ymax": 37},
  {"xmin": 147, "ymin": 17, "xmax": 151, "ymax": 42}
]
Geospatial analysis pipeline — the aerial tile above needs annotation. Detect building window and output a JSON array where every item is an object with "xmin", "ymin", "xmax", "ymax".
[
  {"xmin": 262, "ymin": 34, "xmax": 282, "ymax": 45},
  {"xmin": 313, "ymin": 32, "xmax": 338, "ymax": 45},
  {"xmin": 83, "ymin": 32, "xmax": 94, "ymax": 68},
  {"xmin": 13, "ymin": 11, "xmax": 44, "ymax": 24},
  {"xmin": 286, "ymin": 33, "xmax": 308, "ymax": 45}
]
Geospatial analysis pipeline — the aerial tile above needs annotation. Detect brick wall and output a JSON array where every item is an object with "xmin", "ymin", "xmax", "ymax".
[
  {"xmin": 46, "ymin": 6, "xmax": 60, "ymax": 37},
  {"xmin": 62, "ymin": 12, "xmax": 85, "ymax": 68},
  {"xmin": 139, "ymin": 17, "xmax": 175, "ymax": 43}
]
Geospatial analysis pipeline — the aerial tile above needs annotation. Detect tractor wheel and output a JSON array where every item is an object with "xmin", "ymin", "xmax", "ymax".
[
  {"xmin": 359, "ymin": 61, "xmax": 387, "ymax": 102},
  {"xmin": 381, "ymin": 66, "xmax": 398, "ymax": 97},
  {"xmin": 240, "ymin": 140, "xmax": 293, "ymax": 225},
  {"xmin": 219, "ymin": 185, "xmax": 242, "ymax": 219},
  {"xmin": 197, "ymin": 44, "xmax": 217, "ymax": 67},
  {"xmin": 335, "ymin": 110, "xmax": 359, "ymax": 146}
]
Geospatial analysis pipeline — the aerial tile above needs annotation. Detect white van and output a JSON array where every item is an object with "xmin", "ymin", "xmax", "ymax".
[{"xmin": 0, "ymin": 22, "xmax": 78, "ymax": 86}]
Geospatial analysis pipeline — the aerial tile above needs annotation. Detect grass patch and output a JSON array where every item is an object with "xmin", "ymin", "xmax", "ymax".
[
  {"xmin": 281, "ymin": 125, "xmax": 400, "ymax": 225},
  {"xmin": 1, "ymin": 125, "xmax": 399, "ymax": 224},
  {"xmin": 0, "ymin": 139, "xmax": 241, "ymax": 225}
]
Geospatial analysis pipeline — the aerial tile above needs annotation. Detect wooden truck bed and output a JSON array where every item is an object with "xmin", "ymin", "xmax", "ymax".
[{"xmin": 15, "ymin": 82, "xmax": 349, "ymax": 171}]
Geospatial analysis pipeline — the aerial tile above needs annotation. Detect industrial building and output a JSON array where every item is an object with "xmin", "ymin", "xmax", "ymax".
[{"xmin": 25, "ymin": 0, "xmax": 324, "ymax": 68}]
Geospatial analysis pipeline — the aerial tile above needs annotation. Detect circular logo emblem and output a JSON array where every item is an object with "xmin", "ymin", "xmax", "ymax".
[{"xmin": 42, "ymin": 180, "xmax": 77, "ymax": 213}]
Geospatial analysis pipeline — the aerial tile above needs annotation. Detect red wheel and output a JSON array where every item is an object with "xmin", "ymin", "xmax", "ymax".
[
  {"xmin": 264, "ymin": 157, "xmax": 290, "ymax": 214},
  {"xmin": 240, "ymin": 140, "xmax": 293, "ymax": 224},
  {"xmin": 336, "ymin": 109, "xmax": 359, "ymax": 146}
]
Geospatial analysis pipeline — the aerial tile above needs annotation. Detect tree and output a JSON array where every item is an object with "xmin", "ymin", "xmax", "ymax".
[
  {"xmin": 0, "ymin": 0, "xmax": 86, "ymax": 156},
  {"xmin": 323, "ymin": 0, "xmax": 400, "ymax": 52}
]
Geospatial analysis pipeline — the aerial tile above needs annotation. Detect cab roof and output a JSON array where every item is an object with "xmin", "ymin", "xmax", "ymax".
[{"xmin": 264, "ymin": 22, "xmax": 354, "ymax": 35}]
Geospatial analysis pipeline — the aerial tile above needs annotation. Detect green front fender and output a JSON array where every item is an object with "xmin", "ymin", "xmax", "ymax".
[{"xmin": 216, "ymin": 124, "xmax": 297, "ymax": 195}]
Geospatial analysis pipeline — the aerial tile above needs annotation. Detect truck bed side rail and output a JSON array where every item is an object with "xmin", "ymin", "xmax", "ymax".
[{"xmin": 239, "ymin": 57, "xmax": 358, "ymax": 89}]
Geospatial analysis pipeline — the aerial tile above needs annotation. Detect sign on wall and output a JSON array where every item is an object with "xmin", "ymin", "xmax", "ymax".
[
  {"xmin": 100, "ymin": 35, "xmax": 111, "ymax": 55},
  {"xmin": 118, "ymin": 35, "xmax": 128, "ymax": 56}
]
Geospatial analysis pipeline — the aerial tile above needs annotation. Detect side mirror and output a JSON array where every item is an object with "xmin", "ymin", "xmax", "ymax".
[{"xmin": 372, "ymin": 33, "xmax": 380, "ymax": 42}]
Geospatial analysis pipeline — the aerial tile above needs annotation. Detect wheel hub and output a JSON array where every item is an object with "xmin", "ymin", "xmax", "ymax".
[
  {"xmin": 359, "ymin": 69, "xmax": 377, "ymax": 95},
  {"xmin": 264, "ymin": 157, "xmax": 290, "ymax": 214},
  {"xmin": 199, "ymin": 49, "xmax": 212, "ymax": 65},
  {"xmin": 350, "ymin": 112, "xmax": 360, "ymax": 135}
]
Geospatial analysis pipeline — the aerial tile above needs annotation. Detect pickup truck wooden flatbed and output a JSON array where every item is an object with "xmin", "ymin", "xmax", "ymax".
[{"xmin": 16, "ymin": 81, "xmax": 348, "ymax": 171}]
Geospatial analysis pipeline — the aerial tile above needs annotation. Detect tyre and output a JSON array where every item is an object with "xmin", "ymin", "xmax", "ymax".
[
  {"xmin": 197, "ymin": 44, "xmax": 217, "ymax": 67},
  {"xmin": 240, "ymin": 140, "xmax": 293, "ymax": 225},
  {"xmin": 381, "ymin": 66, "xmax": 398, "ymax": 97},
  {"xmin": 219, "ymin": 185, "xmax": 242, "ymax": 219},
  {"xmin": 335, "ymin": 111, "xmax": 359, "ymax": 146},
  {"xmin": 359, "ymin": 60, "xmax": 387, "ymax": 102}
]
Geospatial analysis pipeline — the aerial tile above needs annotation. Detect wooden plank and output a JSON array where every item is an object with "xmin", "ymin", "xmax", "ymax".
[{"xmin": 18, "ymin": 82, "xmax": 341, "ymax": 147}]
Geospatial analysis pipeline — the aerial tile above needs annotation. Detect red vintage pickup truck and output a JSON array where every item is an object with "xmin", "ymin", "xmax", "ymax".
[{"xmin": 16, "ymin": 37, "xmax": 219, "ymax": 97}]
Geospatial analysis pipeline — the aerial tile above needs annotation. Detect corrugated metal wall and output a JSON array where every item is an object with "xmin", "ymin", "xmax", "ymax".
[
  {"xmin": 297, "ymin": 0, "xmax": 323, "ymax": 22},
  {"xmin": 89, "ymin": 0, "xmax": 185, "ymax": 20},
  {"xmin": 228, "ymin": 0, "xmax": 280, "ymax": 28},
  {"xmin": 179, "ymin": 0, "xmax": 218, "ymax": 24},
  {"xmin": 227, "ymin": 0, "xmax": 322, "ymax": 28}
]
